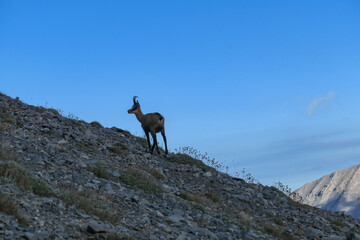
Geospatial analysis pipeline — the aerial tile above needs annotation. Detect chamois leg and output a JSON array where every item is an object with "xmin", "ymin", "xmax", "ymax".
[
  {"xmin": 161, "ymin": 129, "xmax": 168, "ymax": 155},
  {"xmin": 154, "ymin": 133, "xmax": 160, "ymax": 154},
  {"xmin": 150, "ymin": 132, "xmax": 158, "ymax": 154},
  {"xmin": 145, "ymin": 131, "xmax": 151, "ymax": 152}
]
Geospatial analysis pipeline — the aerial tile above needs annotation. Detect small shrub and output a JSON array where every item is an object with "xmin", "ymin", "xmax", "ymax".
[
  {"xmin": 264, "ymin": 225, "xmax": 297, "ymax": 240},
  {"xmin": 76, "ymin": 142, "xmax": 92, "ymax": 152},
  {"xmin": 175, "ymin": 147, "xmax": 227, "ymax": 172},
  {"xmin": 332, "ymin": 219, "xmax": 347, "ymax": 229},
  {"xmin": 274, "ymin": 218, "xmax": 284, "ymax": 226},
  {"xmin": 34, "ymin": 106, "xmax": 46, "ymax": 113},
  {"xmin": 59, "ymin": 189, "xmax": 120, "ymax": 225},
  {"xmin": 108, "ymin": 146, "xmax": 126, "ymax": 156},
  {"xmin": 0, "ymin": 123, "xmax": 7, "ymax": 132},
  {"xmin": 273, "ymin": 181, "xmax": 292, "ymax": 196},
  {"xmin": 136, "ymin": 136, "xmax": 149, "ymax": 149},
  {"xmin": 107, "ymin": 142, "xmax": 128, "ymax": 156},
  {"xmin": 168, "ymin": 153, "xmax": 208, "ymax": 169},
  {"xmin": 59, "ymin": 148, "xmax": 69, "ymax": 153},
  {"xmin": 67, "ymin": 112, "xmax": 79, "ymax": 120},
  {"xmin": 0, "ymin": 193, "xmax": 27, "ymax": 226},
  {"xmin": 179, "ymin": 192, "xmax": 203, "ymax": 204},
  {"xmin": 90, "ymin": 121, "xmax": 103, "ymax": 128},
  {"xmin": 47, "ymin": 108, "xmax": 59, "ymax": 115},
  {"xmin": 205, "ymin": 192, "xmax": 220, "ymax": 203},
  {"xmin": 0, "ymin": 162, "xmax": 55, "ymax": 197},
  {"xmin": 31, "ymin": 177, "xmax": 56, "ymax": 197},
  {"xmin": 0, "ymin": 109, "xmax": 15, "ymax": 125},
  {"xmin": 71, "ymin": 119, "xmax": 81, "ymax": 126},
  {"xmin": 0, "ymin": 148, "xmax": 18, "ymax": 161},
  {"xmin": 148, "ymin": 168, "xmax": 166, "ymax": 180},
  {"xmin": 193, "ymin": 203, "xmax": 206, "ymax": 213},
  {"xmin": 233, "ymin": 168, "xmax": 258, "ymax": 184},
  {"xmin": 111, "ymin": 127, "xmax": 132, "ymax": 138},
  {"xmin": 119, "ymin": 168, "xmax": 163, "ymax": 194},
  {"xmin": 89, "ymin": 164, "xmax": 112, "ymax": 180}
]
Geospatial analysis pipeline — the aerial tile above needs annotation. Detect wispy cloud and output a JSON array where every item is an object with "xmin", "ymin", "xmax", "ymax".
[{"xmin": 306, "ymin": 91, "xmax": 335, "ymax": 116}]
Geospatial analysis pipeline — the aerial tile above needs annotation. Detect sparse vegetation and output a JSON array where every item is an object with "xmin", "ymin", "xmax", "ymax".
[
  {"xmin": 76, "ymin": 142, "xmax": 95, "ymax": 152},
  {"xmin": 119, "ymin": 168, "xmax": 163, "ymax": 194},
  {"xmin": 193, "ymin": 203, "xmax": 206, "ymax": 213},
  {"xmin": 0, "ymin": 148, "xmax": 18, "ymax": 161},
  {"xmin": 107, "ymin": 143, "xmax": 128, "ymax": 156},
  {"xmin": 90, "ymin": 121, "xmax": 103, "ymax": 128},
  {"xmin": 0, "ymin": 123, "xmax": 6, "ymax": 132},
  {"xmin": 175, "ymin": 147, "xmax": 224, "ymax": 171},
  {"xmin": 0, "ymin": 110, "xmax": 15, "ymax": 125},
  {"xmin": 0, "ymin": 161, "xmax": 55, "ymax": 197},
  {"xmin": 67, "ymin": 112, "xmax": 79, "ymax": 121},
  {"xmin": 274, "ymin": 218, "xmax": 284, "ymax": 226},
  {"xmin": 47, "ymin": 108, "xmax": 60, "ymax": 115},
  {"xmin": 264, "ymin": 225, "xmax": 298, "ymax": 240},
  {"xmin": 89, "ymin": 164, "xmax": 112, "ymax": 180},
  {"xmin": 332, "ymin": 219, "xmax": 347, "ymax": 229},
  {"xmin": 136, "ymin": 136, "xmax": 148, "ymax": 149},
  {"xmin": 205, "ymin": 191, "xmax": 220, "ymax": 203},
  {"xmin": 179, "ymin": 192, "xmax": 203, "ymax": 204},
  {"xmin": 174, "ymin": 147, "xmax": 261, "ymax": 184},
  {"xmin": 233, "ymin": 168, "xmax": 258, "ymax": 184},
  {"xmin": 147, "ymin": 168, "xmax": 166, "ymax": 180},
  {"xmin": 220, "ymin": 213, "xmax": 252, "ymax": 231},
  {"xmin": 168, "ymin": 153, "xmax": 209, "ymax": 169},
  {"xmin": 59, "ymin": 189, "xmax": 120, "ymax": 225},
  {"xmin": 0, "ymin": 193, "xmax": 27, "ymax": 226},
  {"xmin": 59, "ymin": 148, "xmax": 69, "ymax": 153},
  {"xmin": 273, "ymin": 181, "xmax": 292, "ymax": 196},
  {"xmin": 111, "ymin": 127, "xmax": 132, "ymax": 138}
]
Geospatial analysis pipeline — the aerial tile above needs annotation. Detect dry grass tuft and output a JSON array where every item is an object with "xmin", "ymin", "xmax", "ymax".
[
  {"xmin": 0, "ymin": 193, "xmax": 27, "ymax": 226},
  {"xmin": 179, "ymin": 192, "xmax": 203, "ymax": 204},
  {"xmin": 148, "ymin": 168, "xmax": 166, "ymax": 180},
  {"xmin": 107, "ymin": 143, "xmax": 128, "ymax": 156},
  {"xmin": 168, "ymin": 153, "xmax": 208, "ymax": 169},
  {"xmin": 119, "ymin": 168, "xmax": 163, "ymax": 194},
  {"xmin": 89, "ymin": 164, "xmax": 113, "ymax": 181},
  {"xmin": 0, "ymin": 161, "xmax": 55, "ymax": 197},
  {"xmin": 205, "ymin": 192, "xmax": 220, "ymax": 203},
  {"xmin": 59, "ymin": 189, "xmax": 120, "ymax": 225},
  {"xmin": 90, "ymin": 121, "xmax": 103, "ymax": 128}
]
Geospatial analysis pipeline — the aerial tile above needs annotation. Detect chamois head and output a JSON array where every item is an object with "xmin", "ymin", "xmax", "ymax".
[{"xmin": 127, "ymin": 96, "xmax": 140, "ymax": 114}]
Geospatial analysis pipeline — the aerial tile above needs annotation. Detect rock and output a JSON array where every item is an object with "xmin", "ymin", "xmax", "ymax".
[
  {"xmin": 57, "ymin": 139, "xmax": 68, "ymax": 145},
  {"xmin": 86, "ymin": 220, "xmax": 109, "ymax": 234},
  {"xmin": 165, "ymin": 214, "xmax": 185, "ymax": 225},
  {"xmin": 112, "ymin": 170, "xmax": 120, "ymax": 177},
  {"xmin": 347, "ymin": 231, "xmax": 360, "ymax": 240},
  {"xmin": 20, "ymin": 232, "xmax": 34, "ymax": 240}
]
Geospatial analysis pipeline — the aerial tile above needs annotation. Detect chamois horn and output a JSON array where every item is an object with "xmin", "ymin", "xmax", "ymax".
[{"xmin": 133, "ymin": 96, "xmax": 138, "ymax": 105}]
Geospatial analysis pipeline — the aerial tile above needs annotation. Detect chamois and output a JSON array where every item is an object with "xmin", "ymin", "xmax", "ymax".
[{"xmin": 127, "ymin": 96, "xmax": 168, "ymax": 155}]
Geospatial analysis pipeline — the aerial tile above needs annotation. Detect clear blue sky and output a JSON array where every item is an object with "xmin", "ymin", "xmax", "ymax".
[{"xmin": 1, "ymin": 0, "xmax": 360, "ymax": 189}]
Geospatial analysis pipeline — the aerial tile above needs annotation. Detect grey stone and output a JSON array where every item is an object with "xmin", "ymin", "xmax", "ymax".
[{"xmin": 87, "ymin": 220, "xmax": 109, "ymax": 234}]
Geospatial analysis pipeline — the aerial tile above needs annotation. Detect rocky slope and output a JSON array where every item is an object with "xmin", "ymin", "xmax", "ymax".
[
  {"xmin": 294, "ymin": 164, "xmax": 360, "ymax": 219},
  {"xmin": 0, "ymin": 92, "xmax": 360, "ymax": 240}
]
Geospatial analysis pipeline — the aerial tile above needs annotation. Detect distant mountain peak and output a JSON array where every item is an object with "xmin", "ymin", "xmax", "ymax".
[{"xmin": 294, "ymin": 163, "xmax": 360, "ymax": 218}]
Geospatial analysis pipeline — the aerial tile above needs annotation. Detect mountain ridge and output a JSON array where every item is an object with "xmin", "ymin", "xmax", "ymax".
[{"xmin": 294, "ymin": 163, "xmax": 360, "ymax": 219}]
